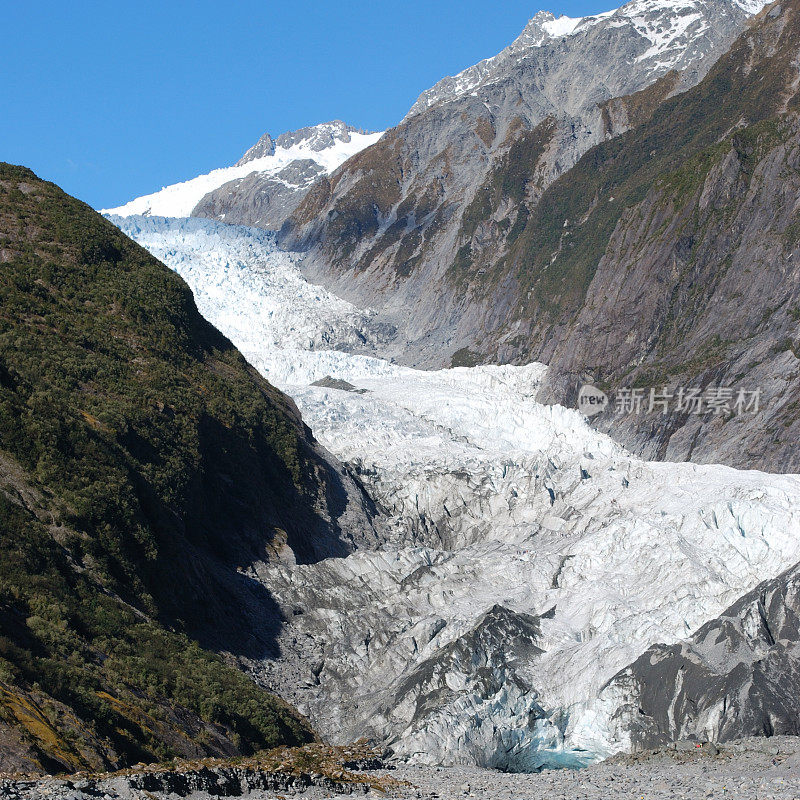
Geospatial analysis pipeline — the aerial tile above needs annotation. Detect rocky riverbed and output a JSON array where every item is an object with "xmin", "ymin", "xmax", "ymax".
[
  {"xmin": 388, "ymin": 737, "xmax": 800, "ymax": 799},
  {"xmin": 3, "ymin": 737, "xmax": 800, "ymax": 799}
]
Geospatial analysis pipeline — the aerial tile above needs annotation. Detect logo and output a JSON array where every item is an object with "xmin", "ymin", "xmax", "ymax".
[{"xmin": 577, "ymin": 384, "xmax": 609, "ymax": 417}]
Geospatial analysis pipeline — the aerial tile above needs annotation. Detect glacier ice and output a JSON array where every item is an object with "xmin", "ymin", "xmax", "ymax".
[{"xmin": 112, "ymin": 215, "xmax": 800, "ymax": 770}]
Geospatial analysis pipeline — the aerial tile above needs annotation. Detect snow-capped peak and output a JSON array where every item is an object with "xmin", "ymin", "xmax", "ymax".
[
  {"xmin": 537, "ymin": 12, "xmax": 585, "ymax": 37},
  {"xmin": 538, "ymin": 12, "xmax": 581, "ymax": 36},
  {"xmin": 236, "ymin": 131, "xmax": 275, "ymax": 165},
  {"xmin": 516, "ymin": 0, "xmax": 769, "ymax": 51},
  {"xmin": 406, "ymin": 0, "xmax": 770, "ymax": 118},
  {"xmin": 102, "ymin": 121, "xmax": 383, "ymax": 219},
  {"xmin": 511, "ymin": 9, "xmax": 611, "ymax": 49},
  {"xmin": 732, "ymin": 0, "xmax": 770, "ymax": 11}
]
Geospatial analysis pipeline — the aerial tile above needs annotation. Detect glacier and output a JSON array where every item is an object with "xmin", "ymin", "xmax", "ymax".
[{"xmin": 111, "ymin": 215, "xmax": 800, "ymax": 770}]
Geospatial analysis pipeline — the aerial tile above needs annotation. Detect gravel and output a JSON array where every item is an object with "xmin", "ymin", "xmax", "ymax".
[{"xmin": 3, "ymin": 737, "xmax": 800, "ymax": 799}]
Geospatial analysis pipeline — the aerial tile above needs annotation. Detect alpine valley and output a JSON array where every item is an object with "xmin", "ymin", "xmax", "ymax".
[{"xmin": 5, "ymin": 0, "xmax": 800, "ymax": 795}]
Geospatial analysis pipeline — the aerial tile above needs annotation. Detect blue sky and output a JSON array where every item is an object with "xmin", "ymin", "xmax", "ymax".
[{"xmin": 1, "ymin": 1, "xmax": 616, "ymax": 209}]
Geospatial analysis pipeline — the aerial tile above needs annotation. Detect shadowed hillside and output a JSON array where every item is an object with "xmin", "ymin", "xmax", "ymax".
[{"xmin": 0, "ymin": 163, "xmax": 381, "ymax": 772}]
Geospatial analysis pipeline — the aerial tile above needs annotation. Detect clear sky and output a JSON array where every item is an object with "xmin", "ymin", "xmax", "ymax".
[{"xmin": 1, "ymin": 1, "xmax": 617, "ymax": 209}]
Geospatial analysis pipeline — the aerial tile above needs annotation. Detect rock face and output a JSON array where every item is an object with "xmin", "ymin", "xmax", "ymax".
[
  {"xmin": 194, "ymin": 122, "xmax": 379, "ymax": 229},
  {"xmin": 279, "ymin": 0, "xmax": 763, "ymax": 365},
  {"xmin": 540, "ymin": 112, "xmax": 800, "ymax": 472},
  {"xmin": 103, "ymin": 121, "xmax": 382, "ymax": 229},
  {"xmin": 192, "ymin": 158, "xmax": 327, "ymax": 230},
  {"xmin": 599, "ymin": 560, "xmax": 800, "ymax": 749},
  {"xmin": 236, "ymin": 132, "xmax": 276, "ymax": 165},
  {"xmin": 526, "ymin": 0, "xmax": 800, "ymax": 474},
  {"xmin": 405, "ymin": 2, "xmax": 759, "ymax": 119}
]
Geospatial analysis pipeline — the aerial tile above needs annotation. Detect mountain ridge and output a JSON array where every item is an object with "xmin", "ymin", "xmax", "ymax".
[
  {"xmin": 278, "ymin": 0, "xmax": 800, "ymax": 473},
  {"xmin": 103, "ymin": 121, "xmax": 382, "ymax": 229},
  {"xmin": 405, "ymin": 0, "xmax": 768, "ymax": 119},
  {"xmin": 0, "ymin": 163, "xmax": 384, "ymax": 772},
  {"xmin": 278, "ymin": 0, "xmax": 763, "ymax": 366},
  {"xmin": 599, "ymin": 556, "xmax": 800, "ymax": 749}
]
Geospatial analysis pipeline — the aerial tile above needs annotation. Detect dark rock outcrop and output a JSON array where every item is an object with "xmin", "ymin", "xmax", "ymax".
[{"xmin": 601, "ymin": 559, "xmax": 800, "ymax": 748}]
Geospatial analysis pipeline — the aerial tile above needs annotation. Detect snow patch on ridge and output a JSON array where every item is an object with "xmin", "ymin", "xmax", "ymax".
[
  {"xmin": 539, "ymin": 13, "xmax": 584, "ymax": 38},
  {"xmin": 733, "ymin": 0, "xmax": 770, "ymax": 12}
]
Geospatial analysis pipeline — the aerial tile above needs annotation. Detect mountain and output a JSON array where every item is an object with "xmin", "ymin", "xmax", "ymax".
[
  {"xmin": 405, "ymin": 0, "xmax": 766, "ymax": 119},
  {"xmin": 114, "ymin": 213, "xmax": 800, "ymax": 771},
  {"xmin": 78, "ymin": 0, "xmax": 800, "ymax": 773},
  {"xmin": 277, "ymin": 0, "xmax": 765, "ymax": 364},
  {"xmin": 283, "ymin": 0, "xmax": 800, "ymax": 475},
  {"xmin": 527, "ymin": 1, "xmax": 800, "ymax": 473},
  {"xmin": 103, "ymin": 121, "xmax": 382, "ymax": 229},
  {"xmin": 0, "ymin": 163, "xmax": 383, "ymax": 772}
]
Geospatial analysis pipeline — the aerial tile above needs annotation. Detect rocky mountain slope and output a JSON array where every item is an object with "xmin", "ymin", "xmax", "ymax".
[
  {"xmin": 0, "ymin": 165, "xmax": 385, "ymax": 773},
  {"xmin": 522, "ymin": 0, "xmax": 800, "ymax": 475},
  {"xmin": 598, "ymin": 559, "xmax": 800, "ymax": 749},
  {"xmin": 286, "ymin": 0, "xmax": 800, "ymax": 475},
  {"xmin": 278, "ymin": 0, "xmax": 765, "ymax": 361},
  {"xmin": 405, "ymin": 0, "xmax": 767, "ymax": 119},
  {"xmin": 103, "ymin": 121, "xmax": 382, "ymax": 229},
  {"xmin": 116, "ymin": 214, "xmax": 800, "ymax": 771}
]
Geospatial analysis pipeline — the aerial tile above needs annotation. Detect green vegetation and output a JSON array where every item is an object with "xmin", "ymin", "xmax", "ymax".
[
  {"xmin": 315, "ymin": 132, "xmax": 405, "ymax": 251},
  {"xmin": 0, "ymin": 496, "xmax": 311, "ymax": 771},
  {"xmin": 599, "ymin": 71, "xmax": 681, "ymax": 135},
  {"xmin": 449, "ymin": 118, "xmax": 556, "ymax": 285},
  {"xmin": 450, "ymin": 348, "xmax": 483, "ymax": 368},
  {"xmin": 772, "ymin": 337, "xmax": 800, "ymax": 358},
  {"xmin": 782, "ymin": 216, "xmax": 800, "ymax": 249},
  {"xmin": 504, "ymin": 8, "xmax": 800, "ymax": 332},
  {"xmin": 0, "ymin": 164, "xmax": 317, "ymax": 772}
]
